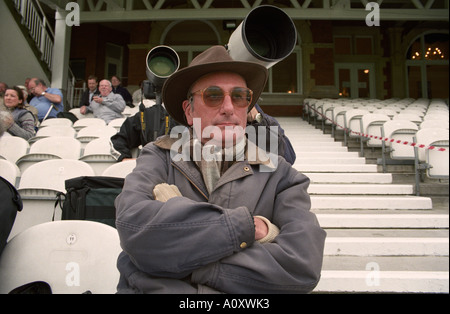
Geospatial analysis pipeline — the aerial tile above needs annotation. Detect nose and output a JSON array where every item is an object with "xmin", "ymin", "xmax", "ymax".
[{"xmin": 219, "ymin": 94, "xmax": 235, "ymax": 115}]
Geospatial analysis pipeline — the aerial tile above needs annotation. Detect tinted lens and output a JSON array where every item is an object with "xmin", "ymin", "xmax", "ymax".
[
  {"xmin": 230, "ymin": 87, "xmax": 252, "ymax": 107},
  {"xmin": 203, "ymin": 86, "xmax": 224, "ymax": 106}
]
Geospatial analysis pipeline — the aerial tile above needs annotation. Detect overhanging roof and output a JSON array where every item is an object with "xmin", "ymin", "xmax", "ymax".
[{"xmin": 41, "ymin": 0, "xmax": 449, "ymax": 22}]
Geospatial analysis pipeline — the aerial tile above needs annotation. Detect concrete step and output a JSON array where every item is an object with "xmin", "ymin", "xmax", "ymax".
[
  {"xmin": 316, "ymin": 213, "xmax": 449, "ymax": 228},
  {"xmin": 292, "ymin": 146, "xmax": 348, "ymax": 152},
  {"xmin": 314, "ymin": 270, "xmax": 449, "ymax": 293},
  {"xmin": 294, "ymin": 164, "xmax": 378, "ymax": 172},
  {"xmin": 304, "ymin": 173, "xmax": 393, "ymax": 184},
  {"xmin": 308, "ymin": 184, "xmax": 414, "ymax": 195},
  {"xmin": 310, "ymin": 195, "xmax": 433, "ymax": 210},
  {"xmin": 324, "ymin": 237, "xmax": 449, "ymax": 256},
  {"xmin": 295, "ymin": 157, "xmax": 366, "ymax": 165},
  {"xmin": 298, "ymin": 152, "xmax": 360, "ymax": 158}
]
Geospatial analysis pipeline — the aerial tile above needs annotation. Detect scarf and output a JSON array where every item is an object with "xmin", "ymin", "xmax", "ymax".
[{"xmin": 185, "ymin": 130, "xmax": 246, "ymax": 193}]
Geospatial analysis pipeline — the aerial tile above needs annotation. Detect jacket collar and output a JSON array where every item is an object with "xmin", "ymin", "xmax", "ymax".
[{"xmin": 154, "ymin": 131, "xmax": 276, "ymax": 169}]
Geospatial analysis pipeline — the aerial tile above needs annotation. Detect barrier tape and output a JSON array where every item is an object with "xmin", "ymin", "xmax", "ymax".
[{"xmin": 304, "ymin": 103, "xmax": 447, "ymax": 152}]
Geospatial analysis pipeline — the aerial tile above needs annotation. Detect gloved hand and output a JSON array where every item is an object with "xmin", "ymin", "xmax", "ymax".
[{"xmin": 153, "ymin": 183, "xmax": 182, "ymax": 202}]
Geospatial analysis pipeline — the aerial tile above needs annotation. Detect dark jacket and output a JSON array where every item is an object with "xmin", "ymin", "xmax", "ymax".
[{"xmin": 110, "ymin": 103, "xmax": 178, "ymax": 161}]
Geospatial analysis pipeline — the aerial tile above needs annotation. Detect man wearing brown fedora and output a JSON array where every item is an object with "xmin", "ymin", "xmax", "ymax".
[{"xmin": 115, "ymin": 45, "xmax": 326, "ymax": 294}]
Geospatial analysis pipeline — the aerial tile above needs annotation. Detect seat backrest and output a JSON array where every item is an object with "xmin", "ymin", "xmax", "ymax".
[
  {"xmin": 383, "ymin": 120, "xmax": 419, "ymax": 141},
  {"xmin": 361, "ymin": 114, "xmax": 390, "ymax": 147},
  {"xmin": 393, "ymin": 113, "xmax": 422, "ymax": 125},
  {"xmin": 345, "ymin": 109, "xmax": 369, "ymax": 134},
  {"xmin": 108, "ymin": 118, "xmax": 126, "ymax": 130},
  {"xmin": 0, "ymin": 160, "xmax": 20, "ymax": 186},
  {"xmin": 423, "ymin": 113, "xmax": 449, "ymax": 122},
  {"xmin": 427, "ymin": 140, "xmax": 449, "ymax": 178},
  {"xmin": 40, "ymin": 118, "xmax": 74, "ymax": 128},
  {"xmin": 69, "ymin": 108, "xmax": 94, "ymax": 120},
  {"xmin": 18, "ymin": 159, "xmax": 95, "ymax": 194},
  {"xmin": 76, "ymin": 125, "xmax": 117, "ymax": 141},
  {"xmin": 415, "ymin": 128, "xmax": 449, "ymax": 162},
  {"xmin": 28, "ymin": 137, "xmax": 81, "ymax": 160},
  {"xmin": 82, "ymin": 137, "xmax": 115, "ymax": 157},
  {"xmin": 373, "ymin": 108, "xmax": 397, "ymax": 118},
  {"xmin": 420, "ymin": 120, "xmax": 449, "ymax": 130},
  {"xmin": 331, "ymin": 106, "xmax": 349, "ymax": 130},
  {"xmin": 102, "ymin": 160, "xmax": 136, "ymax": 178},
  {"xmin": 382, "ymin": 120, "xmax": 419, "ymax": 159},
  {"xmin": 0, "ymin": 220, "xmax": 121, "ymax": 294},
  {"xmin": 0, "ymin": 136, "xmax": 30, "ymax": 164},
  {"xmin": 30, "ymin": 126, "xmax": 76, "ymax": 143},
  {"xmin": 73, "ymin": 118, "xmax": 106, "ymax": 131}
]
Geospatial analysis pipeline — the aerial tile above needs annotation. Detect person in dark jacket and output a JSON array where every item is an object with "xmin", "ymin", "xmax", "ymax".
[
  {"xmin": 111, "ymin": 75, "xmax": 133, "ymax": 108},
  {"xmin": 115, "ymin": 45, "xmax": 325, "ymax": 294},
  {"xmin": 78, "ymin": 75, "xmax": 99, "ymax": 108}
]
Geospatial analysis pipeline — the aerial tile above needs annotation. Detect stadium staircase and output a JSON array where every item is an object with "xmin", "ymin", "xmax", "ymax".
[{"xmin": 277, "ymin": 116, "xmax": 449, "ymax": 293}]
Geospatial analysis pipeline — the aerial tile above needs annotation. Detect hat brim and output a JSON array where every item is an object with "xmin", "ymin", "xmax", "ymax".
[{"xmin": 162, "ymin": 61, "xmax": 268, "ymax": 126}]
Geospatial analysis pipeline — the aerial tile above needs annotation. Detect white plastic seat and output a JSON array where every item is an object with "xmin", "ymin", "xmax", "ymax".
[
  {"xmin": 393, "ymin": 113, "xmax": 423, "ymax": 126},
  {"xmin": 420, "ymin": 120, "xmax": 449, "ymax": 130},
  {"xmin": 0, "ymin": 136, "xmax": 30, "ymax": 164},
  {"xmin": 28, "ymin": 126, "xmax": 76, "ymax": 143},
  {"xmin": 108, "ymin": 118, "xmax": 126, "ymax": 131},
  {"xmin": 373, "ymin": 108, "xmax": 397, "ymax": 119},
  {"xmin": 423, "ymin": 113, "xmax": 449, "ymax": 122},
  {"xmin": 361, "ymin": 114, "xmax": 390, "ymax": 148},
  {"xmin": 102, "ymin": 160, "xmax": 136, "ymax": 178},
  {"xmin": 345, "ymin": 109, "xmax": 370, "ymax": 138},
  {"xmin": 16, "ymin": 137, "xmax": 82, "ymax": 174},
  {"xmin": 0, "ymin": 220, "xmax": 121, "ymax": 294},
  {"xmin": 382, "ymin": 120, "xmax": 419, "ymax": 159},
  {"xmin": 0, "ymin": 159, "xmax": 21, "ymax": 187},
  {"xmin": 73, "ymin": 118, "xmax": 106, "ymax": 131},
  {"xmin": 415, "ymin": 128, "xmax": 449, "ymax": 177},
  {"xmin": 10, "ymin": 160, "xmax": 95, "ymax": 239},
  {"xmin": 76, "ymin": 126, "xmax": 117, "ymax": 148},
  {"xmin": 69, "ymin": 108, "xmax": 94, "ymax": 120},
  {"xmin": 79, "ymin": 138, "xmax": 120, "ymax": 175},
  {"xmin": 121, "ymin": 106, "xmax": 139, "ymax": 117},
  {"xmin": 40, "ymin": 118, "xmax": 74, "ymax": 128}
]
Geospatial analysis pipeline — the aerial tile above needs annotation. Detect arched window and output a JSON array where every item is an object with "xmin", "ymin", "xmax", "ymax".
[{"xmin": 406, "ymin": 32, "xmax": 449, "ymax": 99}]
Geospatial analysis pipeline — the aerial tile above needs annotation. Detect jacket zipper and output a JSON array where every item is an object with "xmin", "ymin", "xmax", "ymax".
[{"xmin": 171, "ymin": 162, "xmax": 209, "ymax": 201}]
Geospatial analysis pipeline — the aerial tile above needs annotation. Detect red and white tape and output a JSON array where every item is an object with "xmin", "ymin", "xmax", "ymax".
[{"xmin": 304, "ymin": 103, "xmax": 447, "ymax": 152}]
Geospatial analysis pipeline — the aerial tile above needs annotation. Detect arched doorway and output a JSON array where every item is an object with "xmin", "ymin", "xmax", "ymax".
[{"xmin": 406, "ymin": 32, "xmax": 449, "ymax": 99}]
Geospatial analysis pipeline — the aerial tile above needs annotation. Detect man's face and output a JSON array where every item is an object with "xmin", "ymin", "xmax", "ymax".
[
  {"xmin": 88, "ymin": 79, "xmax": 98, "ymax": 91},
  {"xmin": 98, "ymin": 80, "xmax": 112, "ymax": 96},
  {"xmin": 27, "ymin": 80, "xmax": 44, "ymax": 96},
  {"xmin": 183, "ymin": 72, "xmax": 249, "ymax": 147}
]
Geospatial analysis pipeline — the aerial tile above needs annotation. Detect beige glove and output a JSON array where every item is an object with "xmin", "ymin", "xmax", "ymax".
[{"xmin": 153, "ymin": 183, "xmax": 182, "ymax": 202}]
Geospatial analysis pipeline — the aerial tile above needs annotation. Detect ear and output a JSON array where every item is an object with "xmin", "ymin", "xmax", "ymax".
[{"xmin": 182, "ymin": 100, "xmax": 194, "ymax": 126}]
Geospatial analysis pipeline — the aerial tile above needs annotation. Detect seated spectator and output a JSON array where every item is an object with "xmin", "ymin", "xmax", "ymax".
[
  {"xmin": 80, "ymin": 79, "xmax": 126, "ymax": 124},
  {"xmin": 111, "ymin": 75, "xmax": 133, "ymax": 107},
  {"xmin": 78, "ymin": 75, "xmax": 100, "ymax": 108},
  {"xmin": 0, "ymin": 82, "xmax": 8, "ymax": 112},
  {"xmin": 1, "ymin": 86, "xmax": 36, "ymax": 140},
  {"xmin": 16, "ymin": 85, "xmax": 39, "ymax": 124},
  {"xmin": 28, "ymin": 78, "xmax": 63, "ymax": 122}
]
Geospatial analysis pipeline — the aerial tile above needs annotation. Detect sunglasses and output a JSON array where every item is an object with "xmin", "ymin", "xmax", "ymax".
[{"xmin": 190, "ymin": 86, "xmax": 253, "ymax": 108}]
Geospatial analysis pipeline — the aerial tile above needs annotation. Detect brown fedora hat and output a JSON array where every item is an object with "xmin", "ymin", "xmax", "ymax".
[{"xmin": 162, "ymin": 45, "xmax": 268, "ymax": 126}]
